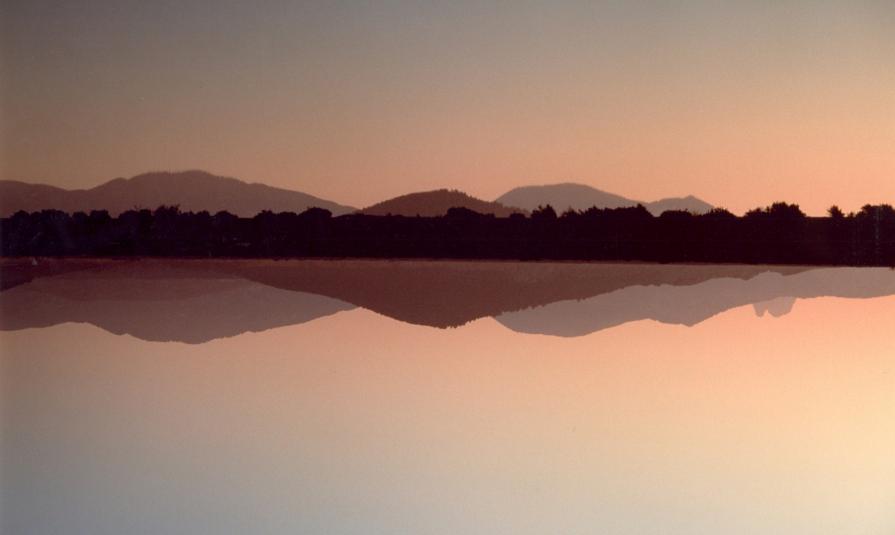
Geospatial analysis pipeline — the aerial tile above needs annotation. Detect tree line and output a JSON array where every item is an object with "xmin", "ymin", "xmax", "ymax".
[{"xmin": 2, "ymin": 203, "xmax": 894, "ymax": 266}]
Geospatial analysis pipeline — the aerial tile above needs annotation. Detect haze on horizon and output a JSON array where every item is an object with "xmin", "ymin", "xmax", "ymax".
[{"xmin": 2, "ymin": 1, "xmax": 893, "ymax": 215}]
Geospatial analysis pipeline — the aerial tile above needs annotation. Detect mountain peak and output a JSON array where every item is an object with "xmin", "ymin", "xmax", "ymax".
[{"xmin": 0, "ymin": 170, "xmax": 356, "ymax": 217}]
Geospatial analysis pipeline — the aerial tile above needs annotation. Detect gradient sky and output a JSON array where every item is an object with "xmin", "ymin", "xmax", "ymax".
[
  {"xmin": 2, "ymin": 1, "xmax": 893, "ymax": 214},
  {"xmin": 4, "ymin": 296, "xmax": 895, "ymax": 533}
]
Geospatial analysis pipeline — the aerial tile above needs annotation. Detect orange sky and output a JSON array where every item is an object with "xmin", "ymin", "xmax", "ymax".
[{"xmin": 2, "ymin": 2, "xmax": 894, "ymax": 214}]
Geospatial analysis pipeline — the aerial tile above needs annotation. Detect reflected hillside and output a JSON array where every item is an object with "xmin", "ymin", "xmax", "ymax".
[
  {"xmin": 0, "ymin": 262, "xmax": 354, "ymax": 343},
  {"xmin": 0, "ymin": 258, "xmax": 106, "ymax": 290},
  {"xmin": 753, "ymin": 297, "xmax": 797, "ymax": 317},
  {"xmin": 0, "ymin": 260, "xmax": 822, "ymax": 342},
  {"xmin": 496, "ymin": 268, "xmax": 895, "ymax": 337},
  {"xmin": 214, "ymin": 260, "xmax": 809, "ymax": 328}
]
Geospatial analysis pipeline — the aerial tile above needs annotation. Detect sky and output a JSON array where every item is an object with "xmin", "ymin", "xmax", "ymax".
[{"xmin": 2, "ymin": 0, "xmax": 894, "ymax": 214}]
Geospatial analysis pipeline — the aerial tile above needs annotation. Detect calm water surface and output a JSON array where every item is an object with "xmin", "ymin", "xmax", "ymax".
[{"xmin": 1, "ymin": 260, "xmax": 894, "ymax": 534}]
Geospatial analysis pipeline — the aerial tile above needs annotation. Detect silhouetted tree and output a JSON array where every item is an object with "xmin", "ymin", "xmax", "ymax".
[
  {"xmin": 531, "ymin": 205, "xmax": 557, "ymax": 221},
  {"xmin": 2, "ymin": 201, "xmax": 894, "ymax": 266}
]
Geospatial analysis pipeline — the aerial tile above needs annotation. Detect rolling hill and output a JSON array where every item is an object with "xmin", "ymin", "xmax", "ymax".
[
  {"xmin": 645, "ymin": 195, "xmax": 714, "ymax": 215},
  {"xmin": 360, "ymin": 189, "xmax": 524, "ymax": 217},
  {"xmin": 495, "ymin": 183, "xmax": 713, "ymax": 215},
  {"xmin": 0, "ymin": 170, "xmax": 356, "ymax": 217}
]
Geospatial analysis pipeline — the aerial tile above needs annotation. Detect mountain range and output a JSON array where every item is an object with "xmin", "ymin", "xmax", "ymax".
[
  {"xmin": 0, "ymin": 170, "xmax": 356, "ymax": 217},
  {"xmin": 496, "ymin": 183, "xmax": 713, "ymax": 216},
  {"xmin": 1, "ymin": 170, "xmax": 712, "ymax": 218}
]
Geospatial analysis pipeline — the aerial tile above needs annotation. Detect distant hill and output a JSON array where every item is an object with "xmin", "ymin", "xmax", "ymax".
[
  {"xmin": 0, "ymin": 170, "xmax": 356, "ymax": 217},
  {"xmin": 496, "ymin": 183, "xmax": 636, "ymax": 212},
  {"xmin": 647, "ymin": 195, "xmax": 714, "ymax": 215},
  {"xmin": 361, "ymin": 189, "xmax": 525, "ymax": 217},
  {"xmin": 495, "ymin": 183, "xmax": 713, "ymax": 215}
]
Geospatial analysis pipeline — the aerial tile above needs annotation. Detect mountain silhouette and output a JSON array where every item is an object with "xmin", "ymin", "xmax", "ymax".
[
  {"xmin": 0, "ymin": 170, "xmax": 356, "ymax": 217},
  {"xmin": 646, "ymin": 195, "xmax": 714, "ymax": 215},
  {"xmin": 0, "ymin": 261, "xmax": 355, "ymax": 343},
  {"xmin": 495, "ymin": 268, "xmax": 895, "ymax": 336},
  {"xmin": 495, "ymin": 183, "xmax": 713, "ymax": 215},
  {"xmin": 360, "ymin": 189, "xmax": 525, "ymax": 217}
]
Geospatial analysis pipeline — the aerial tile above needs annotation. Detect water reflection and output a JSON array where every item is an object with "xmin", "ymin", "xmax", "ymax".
[
  {"xmin": 496, "ymin": 268, "xmax": 895, "ymax": 336},
  {"xmin": 2, "ymin": 260, "xmax": 894, "ymax": 342},
  {"xmin": 1, "ymin": 262, "xmax": 355, "ymax": 343},
  {"xmin": 1, "ymin": 260, "xmax": 894, "ymax": 534}
]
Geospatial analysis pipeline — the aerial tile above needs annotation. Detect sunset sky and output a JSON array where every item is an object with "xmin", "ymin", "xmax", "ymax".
[{"xmin": 2, "ymin": 1, "xmax": 893, "ymax": 214}]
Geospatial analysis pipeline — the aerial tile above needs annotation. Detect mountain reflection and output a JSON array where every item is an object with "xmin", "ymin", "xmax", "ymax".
[
  {"xmin": 753, "ymin": 296, "xmax": 797, "ymax": 317},
  {"xmin": 0, "ymin": 262, "xmax": 355, "ymax": 344},
  {"xmin": 496, "ymin": 268, "xmax": 895, "ymax": 337},
  {"xmin": 2, "ymin": 260, "xmax": 894, "ymax": 343}
]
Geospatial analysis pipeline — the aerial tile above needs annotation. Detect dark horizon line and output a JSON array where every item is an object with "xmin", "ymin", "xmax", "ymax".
[
  {"xmin": 2, "ymin": 201, "xmax": 894, "ymax": 267},
  {"xmin": 0, "ymin": 198, "xmax": 890, "ymax": 220}
]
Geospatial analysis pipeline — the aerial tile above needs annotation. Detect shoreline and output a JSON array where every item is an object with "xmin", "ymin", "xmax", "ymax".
[{"xmin": 0, "ymin": 255, "xmax": 867, "ymax": 268}]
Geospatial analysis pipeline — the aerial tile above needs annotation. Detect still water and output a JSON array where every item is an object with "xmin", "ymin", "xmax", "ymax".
[{"xmin": 2, "ymin": 260, "xmax": 894, "ymax": 534}]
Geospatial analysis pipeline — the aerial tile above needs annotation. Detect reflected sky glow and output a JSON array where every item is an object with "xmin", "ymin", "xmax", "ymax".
[{"xmin": 2, "ymin": 295, "xmax": 894, "ymax": 534}]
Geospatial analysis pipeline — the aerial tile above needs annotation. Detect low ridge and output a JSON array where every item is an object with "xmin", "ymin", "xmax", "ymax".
[
  {"xmin": 496, "ymin": 183, "xmax": 713, "ymax": 215},
  {"xmin": 361, "ymin": 189, "xmax": 525, "ymax": 217}
]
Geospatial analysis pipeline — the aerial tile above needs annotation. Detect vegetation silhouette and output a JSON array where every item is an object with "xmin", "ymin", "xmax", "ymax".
[{"xmin": 2, "ymin": 202, "xmax": 894, "ymax": 266}]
